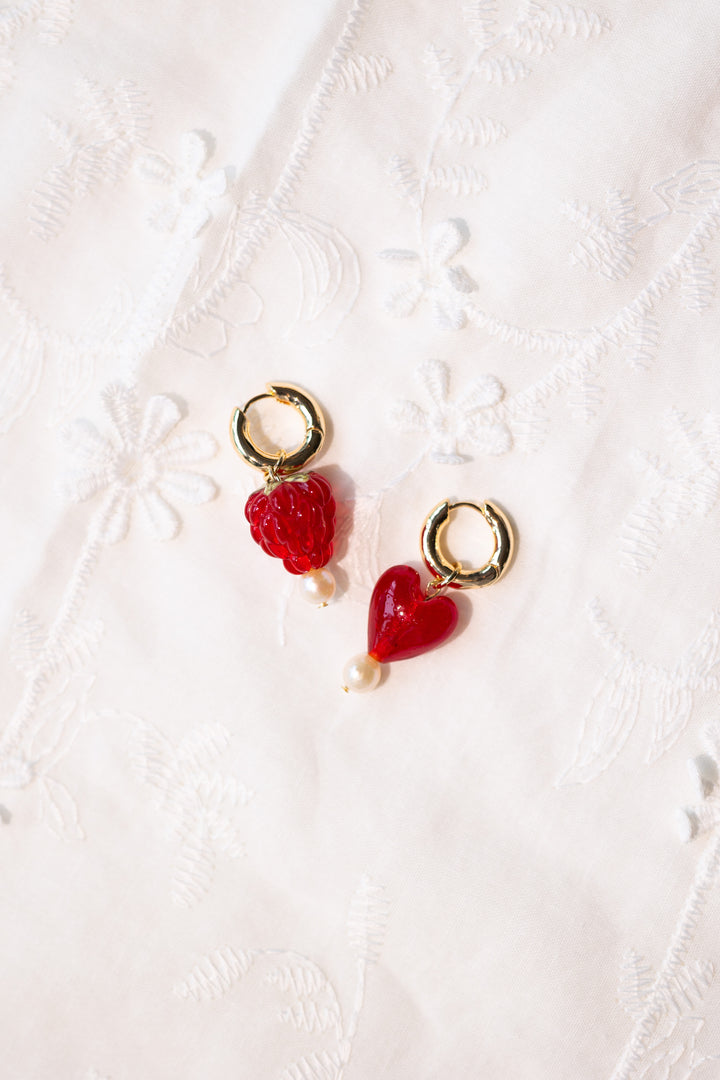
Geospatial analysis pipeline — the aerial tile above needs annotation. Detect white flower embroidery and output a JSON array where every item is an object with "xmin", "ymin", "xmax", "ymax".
[
  {"xmin": 380, "ymin": 218, "xmax": 477, "ymax": 330},
  {"xmin": 388, "ymin": 358, "xmax": 511, "ymax": 462},
  {"xmin": 60, "ymin": 384, "xmax": 218, "ymax": 543},
  {"xmin": 136, "ymin": 130, "xmax": 227, "ymax": 238}
]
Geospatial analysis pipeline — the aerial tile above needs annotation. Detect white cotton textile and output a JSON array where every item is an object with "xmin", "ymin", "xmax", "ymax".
[{"xmin": 2, "ymin": 2, "xmax": 720, "ymax": 1078}]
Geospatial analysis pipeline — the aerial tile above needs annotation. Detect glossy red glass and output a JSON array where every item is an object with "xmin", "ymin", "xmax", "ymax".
[
  {"xmin": 367, "ymin": 564, "xmax": 459, "ymax": 663},
  {"xmin": 245, "ymin": 472, "xmax": 335, "ymax": 574}
]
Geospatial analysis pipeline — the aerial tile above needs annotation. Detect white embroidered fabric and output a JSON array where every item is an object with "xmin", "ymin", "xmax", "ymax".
[{"xmin": 2, "ymin": 1, "xmax": 720, "ymax": 1076}]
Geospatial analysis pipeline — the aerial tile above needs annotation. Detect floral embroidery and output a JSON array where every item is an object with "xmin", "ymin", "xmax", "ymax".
[
  {"xmin": 136, "ymin": 130, "xmax": 228, "ymax": 238},
  {"xmin": 0, "ymin": 0, "xmax": 75, "ymax": 96},
  {"xmin": 5, "ymin": 2, "xmax": 379, "ymax": 432},
  {"xmin": 174, "ymin": 876, "xmax": 389, "ymax": 1079},
  {"xmin": 620, "ymin": 410, "xmax": 720, "ymax": 576},
  {"xmin": 558, "ymin": 601, "xmax": 720, "ymax": 785},
  {"xmin": 30, "ymin": 78, "xmax": 151, "ymax": 242},
  {"xmin": 60, "ymin": 383, "xmax": 218, "ymax": 543},
  {"xmin": 388, "ymin": 358, "xmax": 510, "ymax": 462},
  {"xmin": 128, "ymin": 718, "xmax": 252, "ymax": 908},
  {"xmin": 610, "ymin": 732, "xmax": 720, "ymax": 1079},
  {"xmin": 0, "ymin": 387, "xmax": 218, "ymax": 835},
  {"xmin": 380, "ymin": 219, "xmax": 477, "ymax": 330},
  {"xmin": 561, "ymin": 190, "xmax": 638, "ymax": 281}
]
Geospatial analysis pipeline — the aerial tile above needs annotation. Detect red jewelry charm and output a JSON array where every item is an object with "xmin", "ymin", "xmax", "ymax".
[
  {"xmin": 232, "ymin": 384, "xmax": 337, "ymax": 605},
  {"xmin": 343, "ymin": 499, "xmax": 514, "ymax": 692},
  {"xmin": 245, "ymin": 472, "xmax": 335, "ymax": 575},
  {"xmin": 367, "ymin": 564, "xmax": 458, "ymax": 662}
]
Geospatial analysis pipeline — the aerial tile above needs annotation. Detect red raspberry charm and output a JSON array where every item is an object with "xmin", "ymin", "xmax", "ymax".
[{"xmin": 244, "ymin": 471, "xmax": 336, "ymax": 575}]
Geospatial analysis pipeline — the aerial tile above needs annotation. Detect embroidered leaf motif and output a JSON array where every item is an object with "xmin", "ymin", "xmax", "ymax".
[
  {"xmin": 567, "ymin": 373, "xmax": 604, "ymax": 421},
  {"xmin": 173, "ymin": 946, "xmax": 254, "ymax": 1001},
  {"xmin": 29, "ymin": 163, "xmax": 75, "ymax": 240},
  {"xmin": 0, "ymin": 4, "xmax": 33, "ymax": 47},
  {"xmin": 442, "ymin": 115, "xmax": 507, "ymax": 146},
  {"xmin": 347, "ymin": 875, "xmax": 389, "ymax": 964},
  {"xmin": 27, "ymin": 682, "xmax": 91, "ymax": 766},
  {"xmin": 10, "ymin": 610, "xmax": 46, "ymax": 674},
  {"xmin": 30, "ymin": 79, "xmax": 150, "ymax": 240},
  {"xmin": 559, "ymin": 655, "xmax": 642, "ymax": 785},
  {"xmin": 131, "ymin": 719, "xmax": 246, "ymax": 906},
  {"xmin": 336, "ymin": 54, "xmax": 392, "ymax": 92},
  {"xmin": 618, "ymin": 950, "xmax": 654, "ymax": 1019},
  {"xmin": 509, "ymin": 19, "xmax": 555, "ymax": 54},
  {"xmin": 0, "ymin": 326, "xmax": 44, "ymax": 434},
  {"xmin": 266, "ymin": 964, "xmax": 328, "ymax": 997},
  {"xmin": 647, "ymin": 677, "xmax": 695, "ymax": 765},
  {"xmin": 278, "ymin": 211, "xmax": 360, "ymax": 346},
  {"xmin": 622, "ymin": 313, "xmax": 660, "ymax": 370},
  {"xmin": 647, "ymin": 613, "xmax": 720, "ymax": 764},
  {"xmin": 653, "ymin": 160, "xmax": 720, "ymax": 214},
  {"xmin": 279, "ymin": 1050, "xmax": 343, "ymax": 1080},
  {"xmin": 660, "ymin": 960, "xmax": 715, "ymax": 1018},
  {"xmin": 679, "ymin": 252, "xmax": 715, "ymax": 312},
  {"xmin": 387, "ymin": 155, "xmax": 420, "ymax": 202},
  {"xmin": 175, "ymin": 722, "xmax": 229, "ymax": 771},
  {"xmin": 620, "ymin": 411, "xmax": 720, "ymax": 575},
  {"xmin": 475, "ymin": 55, "xmax": 531, "ymax": 84},
  {"xmin": 53, "ymin": 619, "xmax": 104, "ymax": 675},
  {"xmin": 422, "ymin": 43, "xmax": 458, "ymax": 98},
  {"xmin": 38, "ymin": 775, "xmax": 84, "ymax": 842},
  {"xmin": 523, "ymin": 2, "xmax": 611, "ymax": 39},
  {"xmin": 428, "ymin": 165, "xmax": 487, "ymax": 196},
  {"xmin": 279, "ymin": 1000, "xmax": 341, "ymax": 1034},
  {"xmin": 562, "ymin": 191, "xmax": 637, "ymax": 280},
  {"xmin": 619, "ymin": 492, "xmax": 664, "ymax": 575},
  {"xmin": 172, "ymin": 830, "xmax": 216, "ymax": 908},
  {"xmin": 508, "ymin": 401, "xmax": 550, "ymax": 454},
  {"xmin": 462, "ymin": 0, "xmax": 498, "ymax": 45},
  {"xmin": 37, "ymin": 0, "xmax": 76, "ymax": 45},
  {"xmin": 12, "ymin": 614, "xmax": 102, "ymax": 680}
]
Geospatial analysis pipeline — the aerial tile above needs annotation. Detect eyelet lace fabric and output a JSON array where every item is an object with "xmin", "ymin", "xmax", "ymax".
[{"xmin": 2, "ymin": 1, "xmax": 720, "ymax": 1076}]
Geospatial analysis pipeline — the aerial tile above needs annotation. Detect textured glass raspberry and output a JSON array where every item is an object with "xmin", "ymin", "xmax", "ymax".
[
  {"xmin": 367, "ymin": 564, "xmax": 458, "ymax": 662},
  {"xmin": 244, "ymin": 472, "xmax": 336, "ymax": 575}
]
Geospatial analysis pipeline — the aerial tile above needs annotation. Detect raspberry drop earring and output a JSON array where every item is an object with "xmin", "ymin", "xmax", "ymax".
[
  {"xmin": 342, "ymin": 499, "xmax": 514, "ymax": 692},
  {"xmin": 231, "ymin": 384, "xmax": 337, "ymax": 606}
]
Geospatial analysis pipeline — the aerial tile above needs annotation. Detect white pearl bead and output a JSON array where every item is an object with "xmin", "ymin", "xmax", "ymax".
[
  {"xmin": 299, "ymin": 567, "xmax": 336, "ymax": 606},
  {"xmin": 342, "ymin": 653, "xmax": 382, "ymax": 693}
]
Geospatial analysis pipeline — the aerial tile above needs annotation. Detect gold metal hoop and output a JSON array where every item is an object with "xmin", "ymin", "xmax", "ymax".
[
  {"xmin": 231, "ymin": 384, "xmax": 325, "ymax": 472},
  {"xmin": 421, "ymin": 499, "xmax": 514, "ymax": 589}
]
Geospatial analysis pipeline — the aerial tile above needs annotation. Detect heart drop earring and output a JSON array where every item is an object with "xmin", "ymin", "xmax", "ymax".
[
  {"xmin": 342, "ymin": 499, "xmax": 514, "ymax": 692},
  {"xmin": 231, "ymin": 383, "xmax": 337, "ymax": 606}
]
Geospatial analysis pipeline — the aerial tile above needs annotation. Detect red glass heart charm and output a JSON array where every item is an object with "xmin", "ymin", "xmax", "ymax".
[
  {"xmin": 367, "ymin": 564, "xmax": 459, "ymax": 663},
  {"xmin": 245, "ymin": 472, "xmax": 335, "ymax": 575}
]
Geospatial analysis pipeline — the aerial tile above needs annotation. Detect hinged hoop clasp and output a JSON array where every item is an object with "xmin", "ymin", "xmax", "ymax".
[
  {"xmin": 231, "ymin": 384, "xmax": 325, "ymax": 473},
  {"xmin": 421, "ymin": 499, "xmax": 514, "ymax": 589}
]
